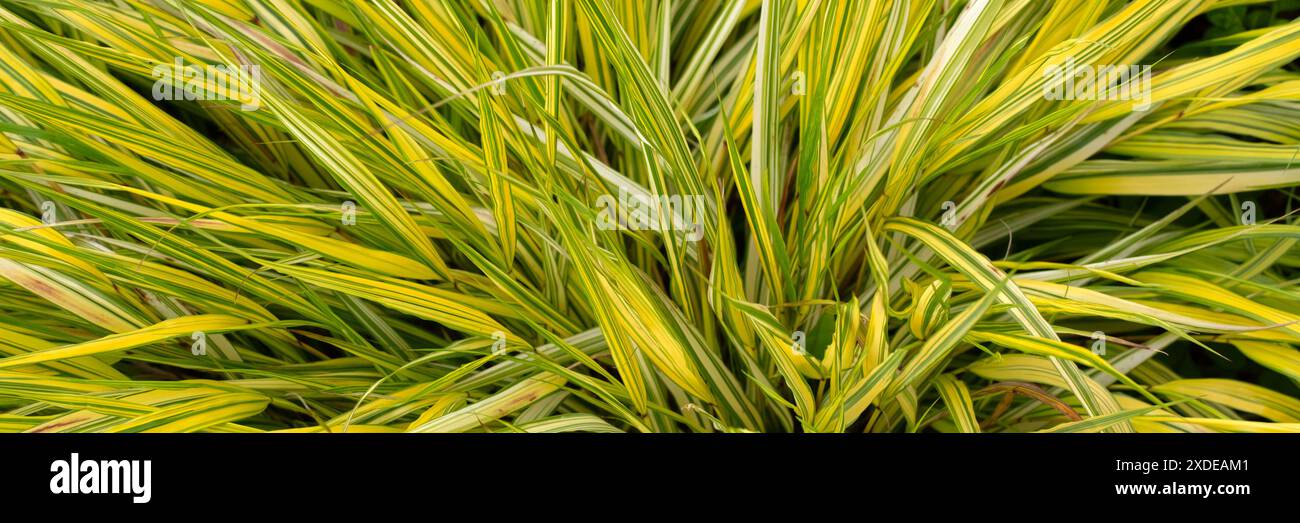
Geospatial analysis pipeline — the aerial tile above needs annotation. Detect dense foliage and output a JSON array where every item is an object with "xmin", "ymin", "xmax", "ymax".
[{"xmin": 0, "ymin": 0, "xmax": 1298, "ymax": 433}]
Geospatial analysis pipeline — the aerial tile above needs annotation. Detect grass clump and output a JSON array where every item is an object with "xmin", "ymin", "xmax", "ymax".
[{"xmin": 0, "ymin": 0, "xmax": 1298, "ymax": 433}]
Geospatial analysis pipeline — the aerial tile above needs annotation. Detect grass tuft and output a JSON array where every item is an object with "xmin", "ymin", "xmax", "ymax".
[{"xmin": 0, "ymin": 0, "xmax": 1297, "ymax": 433}]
